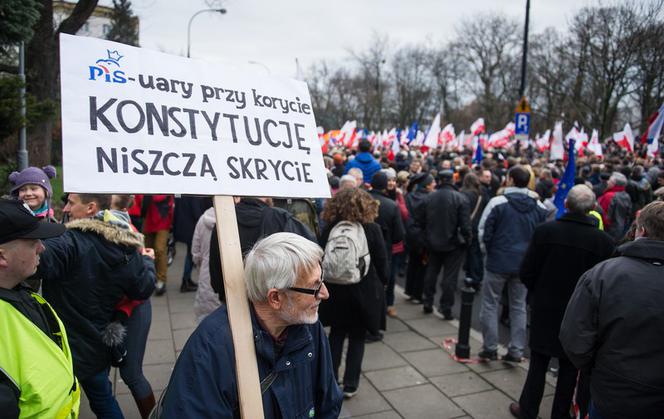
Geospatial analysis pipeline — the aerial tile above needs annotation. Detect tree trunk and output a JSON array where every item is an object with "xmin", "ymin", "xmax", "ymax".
[{"xmin": 25, "ymin": 0, "xmax": 99, "ymax": 166}]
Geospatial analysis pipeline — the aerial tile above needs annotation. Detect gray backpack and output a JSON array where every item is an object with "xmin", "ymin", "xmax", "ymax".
[{"xmin": 322, "ymin": 221, "xmax": 371, "ymax": 285}]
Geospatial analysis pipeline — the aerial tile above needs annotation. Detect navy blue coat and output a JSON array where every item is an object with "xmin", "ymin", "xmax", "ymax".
[
  {"xmin": 478, "ymin": 188, "xmax": 548, "ymax": 275},
  {"xmin": 161, "ymin": 304, "xmax": 342, "ymax": 419},
  {"xmin": 37, "ymin": 218, "xmax": 156, "ymax": 379}
]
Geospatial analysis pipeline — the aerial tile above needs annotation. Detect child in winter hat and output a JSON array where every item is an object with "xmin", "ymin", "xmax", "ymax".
[{"xmin": 8, "ymin": 166, "xmax": 57, "ymax": 220}]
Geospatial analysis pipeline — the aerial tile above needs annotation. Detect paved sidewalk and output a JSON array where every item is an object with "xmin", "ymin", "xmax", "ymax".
[{"xmin": 79, "ymin": 243, "xmax": 557, "ymax": 418}]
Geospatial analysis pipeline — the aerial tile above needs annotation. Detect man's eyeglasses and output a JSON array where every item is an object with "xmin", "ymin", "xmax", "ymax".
[{"xmin": 287, "ymin": 270, "xmax": 325, "ymax": 298}]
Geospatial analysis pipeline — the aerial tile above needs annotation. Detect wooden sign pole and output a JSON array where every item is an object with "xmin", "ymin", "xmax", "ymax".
[{"xmin": 213, "ymin": 195, "xmax": 264, "ymax": 419}]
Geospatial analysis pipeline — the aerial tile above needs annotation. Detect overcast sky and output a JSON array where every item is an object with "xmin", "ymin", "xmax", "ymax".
[{"xmin": 104, "ymin": 0, "xmax": 600, "ymax": 77}]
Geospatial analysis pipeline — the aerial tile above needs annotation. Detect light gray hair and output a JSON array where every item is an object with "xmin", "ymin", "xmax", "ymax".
[
  {"xmin": 339, "ymin": 175, "xmax": 357, "ymax": 189},
  {"xmin": 566, "ymin": 184, "xmax": 596, "ymax": 214},
  {"xmin": 609, "ymin": 172, "xmax": 627, "ymax": 186},
  {"xmin": 244, "ymin": 232, "xmax": 323, "ymax": 303}
]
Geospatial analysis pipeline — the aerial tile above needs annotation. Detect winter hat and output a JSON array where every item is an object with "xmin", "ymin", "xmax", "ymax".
[
  {"xmin": 9, "ymin": 166, "xmax": 56, "ymax": 198},
  {"xmin": 408, "ymin": 173, "xmax": 434, "ymax": 192},
  {"xmin": 371, "ymin": 171, "xmax": 389, "ymax": 191},
  {"xmin": 382, "ymin": 168, "xmax": 397, "ymax": 180}
]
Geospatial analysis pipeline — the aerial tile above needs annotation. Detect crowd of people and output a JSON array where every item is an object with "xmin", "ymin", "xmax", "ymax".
[{"xmin": 1, "ymin": 135, "xmax": 663, "ymax": 418}]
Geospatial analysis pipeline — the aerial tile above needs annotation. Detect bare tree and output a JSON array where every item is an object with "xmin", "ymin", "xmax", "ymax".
[
  {"xmin": 349, "ymin": 32, "xmax": 391, "ymax": 129},
  {"xmin": 26, "ymin": 0, "xmax": 99, "ymax": 166},
  {"xmin": 390, "ymin": 44, "xmax": 434, "ymax": 128},
  {"xmin": 453, "ymin": 14, "xmax": 521, "ymax": 130}
]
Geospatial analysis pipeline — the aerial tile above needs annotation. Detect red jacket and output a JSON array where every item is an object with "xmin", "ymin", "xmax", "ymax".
[{"xmin": 143, "ymin": 195, "xmax": 174, "ymax": 233}]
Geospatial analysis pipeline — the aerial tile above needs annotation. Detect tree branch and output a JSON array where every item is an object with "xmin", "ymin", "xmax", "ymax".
[{"xmin": 57, "ymin": 0, "xmax": 99, "ymax": 35}]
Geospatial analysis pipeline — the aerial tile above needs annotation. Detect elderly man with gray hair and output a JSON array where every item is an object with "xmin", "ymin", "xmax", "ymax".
[
  {"xmin": 598, "ymin": 172, "xmax": 632, "ymax": 241},
  {"xmin": 507, "ymin": 184, "xmax": 615, "ymax": 419},
  {"xmin": 160, "ymin": 232, "xmax": 342, "ymax": 418}
]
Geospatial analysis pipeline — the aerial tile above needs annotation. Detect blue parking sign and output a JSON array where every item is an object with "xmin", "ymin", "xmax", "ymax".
[{"xmin": 515, "ymin": 112, "xmax": 530, "ymax": 135}]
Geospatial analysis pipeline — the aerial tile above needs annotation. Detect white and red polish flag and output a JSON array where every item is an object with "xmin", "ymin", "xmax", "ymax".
[
  {"xmin": 470, "ymin": 118, "xmax": 486, "ymax": 136},
  {"xmin": 641, "ymin": 103, "xmax": 664, "ymax": 158},
  {"xmin": 587, "ymin": 129, "xmax": 603, "ymax": 157},
  {"xmin": 535, "ymin": 129, "xmax": 551, "ymax": 152},
  {"xmin": 613, "ymin": 123, "xmax": 634, "ymax": 152}
]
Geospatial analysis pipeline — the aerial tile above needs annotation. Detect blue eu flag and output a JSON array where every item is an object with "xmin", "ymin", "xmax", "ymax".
[
  {"xmin": 553, "ymin": 139, "xmax": 576, "ymax": 218},
  {"xmin": 407, "ymin": 121, "xmax": 418, "ymax": 143}
]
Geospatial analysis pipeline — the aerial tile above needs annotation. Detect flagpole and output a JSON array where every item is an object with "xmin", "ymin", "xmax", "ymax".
[{"xmin": 519, "ymin": 0, "xmax": 530, "ymax": 98}]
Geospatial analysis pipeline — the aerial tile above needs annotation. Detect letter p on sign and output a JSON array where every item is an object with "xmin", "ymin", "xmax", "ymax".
[{"xmin": 515, "ymin": 113, "xmax": 530, "ymax": 136}]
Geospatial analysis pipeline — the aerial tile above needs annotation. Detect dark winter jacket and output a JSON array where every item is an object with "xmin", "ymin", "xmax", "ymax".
[
  {"xmin": 560, "ymin": 239, "xmax": 664, "ymax": 419},
  {"xmin": 519, "ymin": 212, "xmax": 614, "ymax": 357},
  {"xmin": 37, "ymin": 219, "xmax": 156, "ymax": 379},
  {"xmin": 461, "ymin": 188, "xmax": 489, "ymax": 236},
  {"xmin": 478, "ymin": 187, "xmax": 548, "ymax": 275},
  {"xmin": 209, "ymin": 198, "xmax": 315, "ymax": 300},
  {"xmin": 417, "ymin": 184, "xmax": 471, "ymax": 253},
  {"xmin": 404, "ymin": 189, "xmax": 429, "ymax": 251},
  {"xmin": 369, "ymin": 190, "xmax": 405, "ymax": 260},
  {"xmin": 598, "ymin": 186, "xmax": 632, "ymax": 241},
  {"xmin": 344, "ymin": 152, "xmax": 381, "ymax": 184},
  {"xmin": 172, "ymin": 196, "xmax": 213, "ymax": 246},
  {"xmin": 160, "ymin": 304, "xmax": 342, "ymax": 419},
  {"xmin": 626, "ymin": 178, "xmax": 653, "ymax": 215},
  {"xmin": 319, "ymin": 222, "xmax": 388, "ymax": 334}
]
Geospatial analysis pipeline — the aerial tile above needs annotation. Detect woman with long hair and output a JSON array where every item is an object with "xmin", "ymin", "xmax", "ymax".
[
  {"xmin": 460, "ymin": 172, "xmax": 487, "ymax": 288},
  {"xmin": 318, "ymin": 187, "xmax": 388, "ymax": 398}
]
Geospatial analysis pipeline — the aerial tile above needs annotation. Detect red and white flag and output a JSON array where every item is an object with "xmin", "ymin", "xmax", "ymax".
[
  {"xmin": 587, "ymin": 129, "xmax": 603, "ymax": 157},
  {"xmin": 535, "ymin": 130, "xmax": 551, "ymax": 152},
  {"xmin": 470, "ymin": 118, "xmax": 486, "ymax": 136},
  {"xmin": 642, "ymin": 103, "xmax": 664, "ymax": 158},
  {"xmin": 487, "ymin": 122, "xmax": 515, "ymax": 148},
  {"xmin": 613, "ymin": 123, "xmax": 634, "ymax": 152},
  {"xmin": 441, "ymin": 123, "xmax": 455, "ymax": 149}
]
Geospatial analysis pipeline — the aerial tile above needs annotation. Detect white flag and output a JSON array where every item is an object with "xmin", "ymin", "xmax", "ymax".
[
  {"xmin": 550, "ymin": 121, "xmax": 565, "ymax": 160},
  {"xmin": 424, "ymin": 113, "xmax": 441, "ymax": 148},
  {"xmin": 587, "ymin": 129, "xmax": 603, "ymax": 157}
]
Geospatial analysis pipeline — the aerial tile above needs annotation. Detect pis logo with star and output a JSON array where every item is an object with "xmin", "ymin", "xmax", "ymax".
[{"xmin": 88, "ymin": 49, "xmax": 128, "ymax": 84}]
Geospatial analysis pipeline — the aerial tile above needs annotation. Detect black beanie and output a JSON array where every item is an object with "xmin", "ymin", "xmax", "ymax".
[{"xmin": 371, "ymin": 171, "xmax": 388, "ymax": 191}]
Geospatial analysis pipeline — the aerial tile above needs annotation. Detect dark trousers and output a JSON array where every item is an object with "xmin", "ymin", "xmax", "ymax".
[
  {"xmin": 463, "ymin": 238, "xmax": 484, "ymax": 283},
  {"xmin": 329, "ymin": 325, "xmax": 365, "ymax": 388},
  {"xmin": 119, "ymin": 300, "xmax": 153, "ymax": 399},
  {"xmin": 405, "ymin": 249, "xmax": 426, "ymax": 300},
  {"xmin": 80, "ymin": 368, "xmax": 124, "ymax": 419},
  {"xmin": 519, "ymin": 350, "xmax": 577, "ymax": 419},
  {"xmin": 422, "ymin": 248, "xmax": 465, "ymax": 311},
  {"xmin": 182, "ymin": 244, "xmax": 194, "ymax": 282},
  {"xmin": 386, "ymin": 252, "xmax": 404, "ymax": 306}
]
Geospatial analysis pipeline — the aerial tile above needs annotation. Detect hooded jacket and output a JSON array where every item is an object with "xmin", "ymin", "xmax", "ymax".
[
  {"xmin": 560, "ymin": 239, "xmax": 664, "ymax": 419},
  {"xmin": 344, "ymin": 152, "xmax": 381, "ymax": 184},
  {"xmin": 37, "ymin": 218, "xmax": 156, "ymax": 379},
  {"xmin": 478, "ymin": 187, "xmax": 548, "ymax": 275}
]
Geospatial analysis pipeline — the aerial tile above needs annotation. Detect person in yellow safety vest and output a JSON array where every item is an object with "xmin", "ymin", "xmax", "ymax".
[
  {"xmin": 588, "ymin": 209, "xmax": 605, "ymax": 230},
  {"xmin": 0, "ymin": 199, "xmax": 80, "ymax": 418}
]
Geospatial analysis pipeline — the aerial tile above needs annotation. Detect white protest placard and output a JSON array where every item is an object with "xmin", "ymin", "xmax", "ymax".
[{"xmin": 59, "ymin": 34, "xmax": 329, "ymax": 198}]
